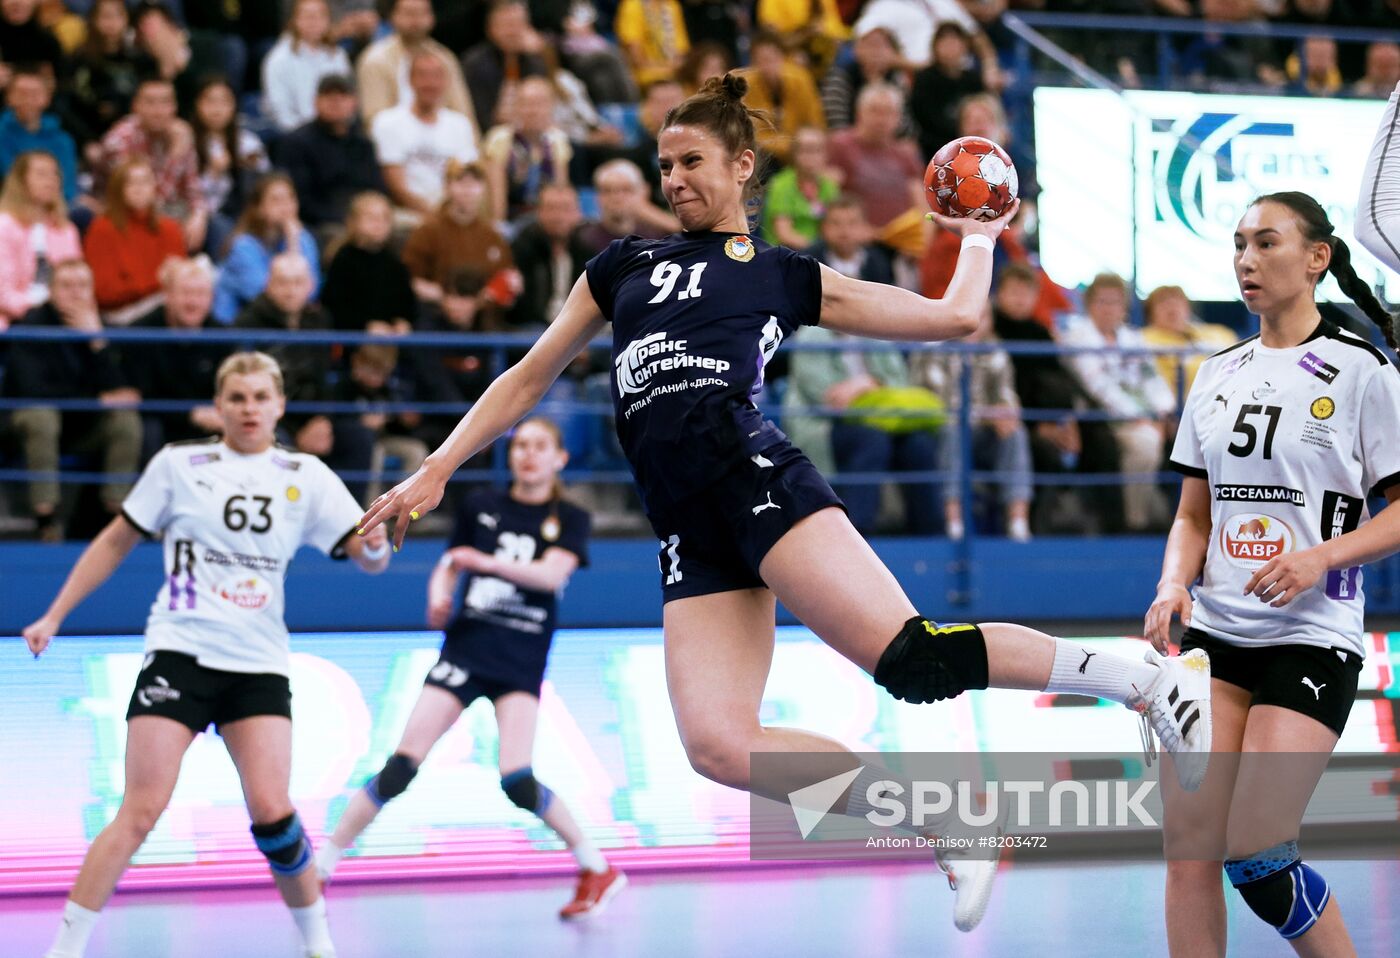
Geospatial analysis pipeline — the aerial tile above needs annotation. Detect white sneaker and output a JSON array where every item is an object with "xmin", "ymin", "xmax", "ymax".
[
  {"xmin": 1127, "ymin": 648, "xmax": 1212, "ymax": 791},
  {"xmin": 934, "ymin": 840, "xmax": 1001, "ymax": 932}
]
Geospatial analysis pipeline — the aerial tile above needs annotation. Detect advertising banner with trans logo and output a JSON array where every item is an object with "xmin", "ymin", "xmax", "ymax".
[{"xmin": 1034, "ymin": 88, "xmax": 1398, "ymax": 303}]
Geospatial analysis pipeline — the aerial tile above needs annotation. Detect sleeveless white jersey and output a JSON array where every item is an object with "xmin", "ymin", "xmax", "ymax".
[
  {"xmin": 1169, "ymin": 321, "xmax": 1400, "ymax": 657},
  {"xmin": 121, "ymin": 439, "xmax": 362, "ymax": 675}
]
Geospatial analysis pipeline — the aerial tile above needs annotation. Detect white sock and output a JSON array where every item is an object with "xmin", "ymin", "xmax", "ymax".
[
  {"xmin": 571, "ymin": 839, "xmax": 608, "ymax": 874},
  {"xmin": 290, "ymin": 897, "xmax": 335, "ymax": 955},
  {"xmin": 946, "ymin": 519, "xmax": 965, "ymax": 542},
  {"xmin": 1043, "ymin": 639, "xmax": 1158, "ymax": 705},
  {"xmin": 842, "ymin": 765, "xmax": 948, "ymax": 835},
  {"xmin": 315, "ymin": 840, "xmax": 344, "ymax": 880},
  {"xmin": 1007, "ymin": 516, "xmax": 1031, "ymax": 542},
  {"xmin": 47, "ymin": 900, "xmax": 100, "ymax": 958}
]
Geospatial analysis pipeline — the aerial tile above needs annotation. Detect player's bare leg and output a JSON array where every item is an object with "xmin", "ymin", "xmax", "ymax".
[
  {"xmin": 46, "ymin": 717, "xmax": 195, "ymax": 958},
  {"xmin": 495, "ymin": 692, "xmax": 624, "ymax": 918},
  {"xmin": 223, "ymin": 716, "xmax": 333, "ymax": 957},
  {"xmin": 1228, "ymin": 707, "xmax": 1355, "ymax": 958},
  {"xmin": 322, "ymin": 685, "xmax": 463, "ymax": 867}
]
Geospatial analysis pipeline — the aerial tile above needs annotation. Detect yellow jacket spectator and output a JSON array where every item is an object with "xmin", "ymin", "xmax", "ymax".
[
  {"xmin": 1140, "ymin": 285, "xmax": 1237, "ymax": 401},
  {"xmin": 614, "ymin": 0, "xmax": 689, "ymax": 87},
  {"xmin": 742, "ymin": 32, "xmax": 825, "ymax": 167},
  {"xmin": 756, "ymin": 0, "xmax": 849, "ymax": 74}
]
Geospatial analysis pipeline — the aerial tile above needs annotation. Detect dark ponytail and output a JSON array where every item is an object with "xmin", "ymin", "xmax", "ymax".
[
  {"xmin": 1253, "ymin": 191, "xmax": 1400, "ymax": 349},
  {"xmin": 664, "ymin": 71, "xmax": 771, "ymax": 212}
]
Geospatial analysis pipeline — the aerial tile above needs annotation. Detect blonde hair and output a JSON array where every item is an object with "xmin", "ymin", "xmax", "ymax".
[
  {"xmin": 1144, "ymin": 284, "xmax": 1188, "ymax": 324},
  {"xmin": 328, "ymin": 190, "xmax": 392, "ymax": 258},
  {"xmin": 0, "ymin": 151, "xmax": 67, "ymax": 224},
  {"xmin": 215, "ymin": 351, "xmax": 285, "ymax": 397}
]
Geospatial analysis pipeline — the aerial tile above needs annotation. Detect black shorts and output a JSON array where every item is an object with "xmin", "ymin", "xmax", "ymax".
[
  {"xmin": 650, "ymin": 443, "xmax": 845, "ymax": 602},
  {"xmin": 423, "ymin": 655, "xmax": 541, "ymax": 707},
  {"xmin": 126, "ymin": 650, "xmax": 292, "ymax": 733},
  {"xmin": 1180, "ymin": 628, "xmax": 1362, "ymax": 736}
]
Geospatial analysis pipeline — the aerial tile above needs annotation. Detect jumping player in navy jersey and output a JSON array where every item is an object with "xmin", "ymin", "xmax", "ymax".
[
  {"xmin": 1145, "ymin": 193, "xmax": 1400, "ymax": 956},
  {"xmin": 316, "ymin": 418, "xmax": 623, "ymax": 918},
  {"xmin": 359, "ymin": 73, "xmax": 1215, "ymax": 932},
  {"xmin": 22, "ymin": 353, "xmax": 390, "ymax": 958}
]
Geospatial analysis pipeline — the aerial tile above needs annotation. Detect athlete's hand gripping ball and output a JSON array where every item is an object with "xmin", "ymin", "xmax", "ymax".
[
  {"xmin": 925, "ymin": 136, "xmax": 1018, "ymax": 221},
  {"xmin": 359, "ymin": 461, "xmax": 451, "ymax": 550}
]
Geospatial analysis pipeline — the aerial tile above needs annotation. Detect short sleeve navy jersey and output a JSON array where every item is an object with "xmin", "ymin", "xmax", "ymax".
[
  {"xmin": 444, "ymin": 488, "xmax": 590, "ymax": 685},
  {"xmin": 586, "ymin": 231, "xmax": 823, "ymax": 511}
]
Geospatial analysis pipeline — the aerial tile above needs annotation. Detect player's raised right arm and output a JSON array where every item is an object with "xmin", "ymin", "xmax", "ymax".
[
  {"xmin": 360, "ymin": 274, "xmax": 608, "ymax": 548},
  {"xmin": 819, "ymin": 201, "xmax": 1018, "ymax": 341},
  {"xmin": 1355, "ymin": 81, "xmax": 1400, "ymax": 273},
  {"xmin": 22, "ymin": 515, "xmax": 145, "ymax": 656}
]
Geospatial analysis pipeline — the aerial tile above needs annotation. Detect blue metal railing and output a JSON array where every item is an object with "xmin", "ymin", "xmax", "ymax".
[
  {"xmin": 1003, "ymin": 11, "xmax": 1400, "ymax": 94},
  {"xmin": 0, "ymin": 326, "xmax": 1231, "ymax": 551}
]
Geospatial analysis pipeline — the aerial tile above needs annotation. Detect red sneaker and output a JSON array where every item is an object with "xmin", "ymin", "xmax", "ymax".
[{"xmin": 559, "ymin": 867, "xmax": 627, "ymax": 920}]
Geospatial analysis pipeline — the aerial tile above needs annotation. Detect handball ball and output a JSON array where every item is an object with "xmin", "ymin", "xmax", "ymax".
[{"xmin": 924, "ymin": 136, "xmax": 1019, "ymax": 221}]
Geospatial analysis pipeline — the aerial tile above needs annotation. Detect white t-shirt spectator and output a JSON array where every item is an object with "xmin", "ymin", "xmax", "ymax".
[
  {"xmin": 372, "ymin": 104, "xmax": 479, "ymax": 208},
  {"xmin": 261, "ymin": 35, "xmax": 354, "ymax": 131},
  {"xmin": 855, "ymin": 0, "xmax": 978, "ymax": 68}
]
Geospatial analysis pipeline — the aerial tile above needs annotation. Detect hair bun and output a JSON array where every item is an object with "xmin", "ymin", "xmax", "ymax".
[{"xmin": 719, "ymin": 71, "xmax": 748, "ymax": 103}]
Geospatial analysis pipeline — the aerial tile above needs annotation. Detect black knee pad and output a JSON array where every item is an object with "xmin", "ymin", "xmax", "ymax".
[
  {"xmin": 1226, "ymin": 840, "xmax": 1331, "ymax": 939},
  {"xmin": 365, "ymin": 753, "xmax": 418, "ymax": 808},
  {"xmin": 501, "ymin": 767, "xmax": 554, "ymax": 815},
  {"xmin": 251, "ymin": 812, "xmax": 312, "ymax": 877},
  {"xmin": 873, "ymin": 616, "xmax": 989, "ymax": 704}
]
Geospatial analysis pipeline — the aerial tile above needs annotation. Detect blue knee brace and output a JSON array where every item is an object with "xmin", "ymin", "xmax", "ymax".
[
  {"xmin": 251, "ymin": 812, "xmax": 312, "ymax": 877},
  {"xmin": 1225, "ymin": 840, "xmax": 1331, "ymax": 940},
  {"xmin": 501, "ymin": 767, "xmax": 553, "ymax": 815}
]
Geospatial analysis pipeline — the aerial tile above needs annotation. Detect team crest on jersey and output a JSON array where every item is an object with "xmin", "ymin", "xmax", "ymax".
[
  {"xmin": 724, "ymin": 235, "xmax": 755, "ymax": 262},
  {"xmin": 1220, "ymin": 513, "xmax": 1295, "ymax": 568},
  {"xmin": 286, "ymin": 485, "xmax": 301, "ymax": 502},
  {"xmin": 214, "ymin": 574, "xmax": 272, "ymax": 610},
  {"xmin": 1310, "ymin": 396, "xmax": 1334, "ymax": 420}
]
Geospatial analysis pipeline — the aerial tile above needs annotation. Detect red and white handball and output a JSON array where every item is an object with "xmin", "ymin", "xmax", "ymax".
[{"xmin": 924, "ymin": 136, "xmax": 1019, "ymax": 221}]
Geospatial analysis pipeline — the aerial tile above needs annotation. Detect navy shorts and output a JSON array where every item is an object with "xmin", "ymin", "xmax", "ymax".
[
  {"xmin": 1180, "ymin": 628, "xmax": 1362, "ymax": 736},
  {"xmin": 126, "ymin": 650, "xmax": 292, "ymax": 733},
  {"xmin": 424, "ymin": 644, "xmax": 543, "ymax": 707},
  {"xmin": 650, "ymin": 443, "xmax": 844, "ymax": 602}
]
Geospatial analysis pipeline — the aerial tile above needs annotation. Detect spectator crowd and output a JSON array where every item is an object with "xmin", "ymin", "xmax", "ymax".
[{"xmin": 0, "ymin": 0, "xmax": 1384, "ymax": 541}]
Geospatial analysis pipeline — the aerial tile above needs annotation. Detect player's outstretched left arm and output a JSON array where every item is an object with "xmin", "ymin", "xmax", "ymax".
[
  {"xmin": 819, "ymin": 200, "xmax": 1019, "ymax": 342},
  {"xmin": 359, "ymin": 274, "xmax": 607, "ymax": 548},
  {"xmin": 21, "ymin": 515, "xmax": 145, "ymax": 656}
]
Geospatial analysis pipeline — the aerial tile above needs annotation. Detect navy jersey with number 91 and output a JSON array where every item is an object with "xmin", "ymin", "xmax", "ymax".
[{"xmin": 585, "ymin": 230, "xmax": 823, "ymax": 512}]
